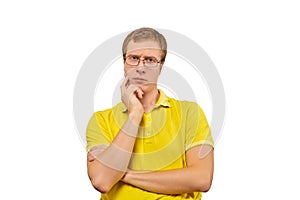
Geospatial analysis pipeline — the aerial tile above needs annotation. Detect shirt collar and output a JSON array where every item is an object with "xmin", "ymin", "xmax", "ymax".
[{"xmin": 122, "ymin": 89, "xmax": 170, "ymax": 112}]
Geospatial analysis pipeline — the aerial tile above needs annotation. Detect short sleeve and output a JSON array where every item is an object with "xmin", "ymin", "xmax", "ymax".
[
  {"xmin": 185, "ymin": 103, "xmax": 214, "ymax": 151},
  {"xmin": 86, "ymin": 112, "xmax": 111, "ymax": 152}
]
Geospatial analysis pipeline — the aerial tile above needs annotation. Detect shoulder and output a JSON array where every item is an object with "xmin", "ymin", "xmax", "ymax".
[
  {"xmin": 169, "ymin": 97, "xmax": 201, "ymax": 111},
  {"xmin": 93, "ymin": 102, "xmax": 124, "ymax": 119}
]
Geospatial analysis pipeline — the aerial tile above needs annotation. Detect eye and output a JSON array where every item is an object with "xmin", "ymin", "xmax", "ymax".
[
  {"xmin": 129, "ymin": 55, "xmax": 139, "ymax": 60},
  {"xmin": 145, "ymin": 57, "xmax": 157, "ymax": 63}
]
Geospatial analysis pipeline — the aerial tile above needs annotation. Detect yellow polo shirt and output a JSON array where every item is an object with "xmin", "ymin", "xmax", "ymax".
[{"xmin": 86, "ymin": 90, "xmax": 214, "ymax": 200}]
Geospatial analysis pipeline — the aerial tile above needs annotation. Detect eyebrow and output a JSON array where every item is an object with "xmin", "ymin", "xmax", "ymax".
[
  {"xmin": 126, "ymin": 54, "xmax": 159, "ymax": 60},
  {"xmin": 126, "ymin": 54, "xmax": 141, "ymax": 57}
]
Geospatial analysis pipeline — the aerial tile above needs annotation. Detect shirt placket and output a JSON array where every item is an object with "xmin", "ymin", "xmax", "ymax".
[{"xmin": 143, "ymin": 113, "xmax": 153, "ymax": 144}]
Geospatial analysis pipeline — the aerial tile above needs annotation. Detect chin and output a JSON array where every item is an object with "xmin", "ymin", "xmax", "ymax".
[{"xmin": 140, "ymin": 84, "xmax": 157, "ymax": 92}]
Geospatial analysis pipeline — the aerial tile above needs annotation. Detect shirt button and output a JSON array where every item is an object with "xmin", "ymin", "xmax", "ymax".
[{"xmin": 146, "ymin": 132, "xmax": 150, "ymax": 137}]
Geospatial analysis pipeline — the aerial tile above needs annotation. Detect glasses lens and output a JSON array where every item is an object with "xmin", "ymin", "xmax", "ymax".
[
  {"xmin": 144, "ymin": 57, "xmax": 158, "ymax": 67},
  {"xmin": 126, "ymin": 56, "xmax": 159, "ymax": 67},
  {"xmin": 126, "ymin": 56, "xmax": 139, "ymax": 66}
]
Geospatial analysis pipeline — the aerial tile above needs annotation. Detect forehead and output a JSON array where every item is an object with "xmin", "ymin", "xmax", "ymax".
[{"xmin": 126, "ymin": 40, "xmax": 162, "ymax": 56}]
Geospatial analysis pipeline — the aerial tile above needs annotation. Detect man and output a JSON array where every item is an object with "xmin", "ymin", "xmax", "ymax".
[{"xmin": 86, "ymin": 27, "xmax": 214, "ymax": 200}]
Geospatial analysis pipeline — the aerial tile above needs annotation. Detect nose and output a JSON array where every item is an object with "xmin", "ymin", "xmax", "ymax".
[
  {"xmin": 136, "ymin": 67, "xmax": 145, "ymax": 75},
  {"xmin": 136, "ymin": 61, "xmax": 146, "ymax": 75}
]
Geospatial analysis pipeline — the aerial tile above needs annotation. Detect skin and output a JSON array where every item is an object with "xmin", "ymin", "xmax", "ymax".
[
  {"xmin": 87, "ymin": 40, "xmax": 214, "ymax": 194},
  {"xmin": 124, "ymin": 40, "xmax": 164, "ymax": 113}
]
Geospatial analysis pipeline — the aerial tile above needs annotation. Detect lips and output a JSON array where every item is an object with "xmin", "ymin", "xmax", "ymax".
[{"xmin": 132, "ymin": 77, "xmax": 147, "ymax": 81}]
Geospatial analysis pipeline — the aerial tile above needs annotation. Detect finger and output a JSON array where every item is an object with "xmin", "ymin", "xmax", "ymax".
[
  {"xmin": 121, "ymin": 84, "xmax": 138, "ymax": 105},
  {"xmin": 91, "ymin": 145, "xmax": 108, "ymax": 152},
  {"xmin": 88, "ymin": 145, "xmax": 108, "ymax": 160},
  {"xmin": 89, "ymin": 146, "xmax": 98, "ymax": 152},
  {"xmin": 136, "ymin": 88, "xmax": 144, "ymax": 99},
  {"xmin": 87, "ymin": 152, "xmax": 96, "ymax": 162},
  {"xmin": 121, "ymin": 76, "xmax": 129, "ymax": 91},
  {"xmin": 125, "ymin": 78, "xmax": 130, "ymax": 88},
  {"xmin": 126, "ymin": 84, "xmax": 140, "ymax": 96}
]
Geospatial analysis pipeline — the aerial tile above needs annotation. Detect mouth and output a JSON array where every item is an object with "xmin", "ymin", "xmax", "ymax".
[{"xmin": 132, "ymin": 77, "xmax": 147, "ymax": 82}]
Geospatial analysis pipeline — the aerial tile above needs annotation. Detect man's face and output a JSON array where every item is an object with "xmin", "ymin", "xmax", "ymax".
[{"xmin": 124, "ymin": 40, "xmax": 163, "ymax": 92}]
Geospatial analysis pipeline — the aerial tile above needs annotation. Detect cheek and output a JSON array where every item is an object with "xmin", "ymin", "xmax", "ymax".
[
  {"xmin": 124, "ymin": 65, "xmax": 132, "ymax": 73},
  {"xmin": 147, "ymin": 70, "xmax": 160, "ymax": 80},
  {"xmin": 124, "ymin": 67, "xmax": 136, "ymax": 77}
]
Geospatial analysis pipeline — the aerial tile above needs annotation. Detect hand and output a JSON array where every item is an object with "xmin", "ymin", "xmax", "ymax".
[
  {"xmin": 87, "ymin": 145, "xmax": 108, "ymax": 162},
  {"xmin": 121, "ymin": 76, "xmax": 144, "ymax": 118}
]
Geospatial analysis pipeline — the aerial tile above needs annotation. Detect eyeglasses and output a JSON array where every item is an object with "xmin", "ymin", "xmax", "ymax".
[{"xmin": 125, "ymin": 55, "xmax": 161, "ymax": 68}]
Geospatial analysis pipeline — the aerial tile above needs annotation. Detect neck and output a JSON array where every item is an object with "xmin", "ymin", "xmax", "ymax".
[{"xmin": 140, "ymin": 88, "xmax": 160, "ymax": 113}]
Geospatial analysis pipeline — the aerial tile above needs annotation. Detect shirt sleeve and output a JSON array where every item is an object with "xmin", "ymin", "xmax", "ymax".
[
  {"xmin": 86, "ymin": 112, "xmax": 111, "ymax": 152},
  {"xmin": 185, "ymin": 103, "xmax": 214, "ymax": 151}
]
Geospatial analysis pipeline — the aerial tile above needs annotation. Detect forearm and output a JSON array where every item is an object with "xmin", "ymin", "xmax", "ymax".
[
  {"xmin": 88, "ymin": 114, "xmax": 141, "ymax": 192},
  {"xmin": 122, "ymin": 166, "xmax": 213, "ymax": 194}
]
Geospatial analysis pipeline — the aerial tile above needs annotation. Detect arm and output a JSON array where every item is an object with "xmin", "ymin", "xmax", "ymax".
[
  {"xmin": 122, "ymin": 145, "xmax": 214, "ymax": 194},
  {"xmin": 87, "ymin": 116, "xmax": 141, "ymax": 193},
  {"xmin": 87, "ymin": 77, "xmax": 144, "ymax": 193}
]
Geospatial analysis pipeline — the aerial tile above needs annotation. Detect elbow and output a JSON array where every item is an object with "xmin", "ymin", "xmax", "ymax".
[
  {"xmin": 201, "ymin": 180, "xmax": 212, "ymax": 192},
  {"xmin": 90, "ymin": 177, "xmax": 113, "ymax": 193},
  {"xmin": 194, "ymin": 175, "xmax": 213, "ymax": 192}
]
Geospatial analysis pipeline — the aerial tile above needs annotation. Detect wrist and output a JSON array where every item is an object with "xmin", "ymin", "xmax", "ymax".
[
  {"xmin": 129, "ymin": 111, "xmax": 143, "ymax": 125},
  {"xmin": 122, "ymin": 115, "xmax": 142, "ymax": 137}
]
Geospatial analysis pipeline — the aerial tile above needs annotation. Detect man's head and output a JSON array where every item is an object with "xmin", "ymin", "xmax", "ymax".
[
  {"xmin": 122, "ymin": 27, "xmax": 167, "ymax": 63},
  {"xmin": 122, "ymin": 28, "xmax": 167, "ymax": 92}
]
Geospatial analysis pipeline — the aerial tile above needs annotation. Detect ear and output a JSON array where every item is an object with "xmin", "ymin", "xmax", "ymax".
[
  {"xmin": 124, "ymin": 65, "xmax": 127, "ymax": 76},
  {"xmin": 158, "ymin": 63, "xmax": 163, "ymax": 74}
]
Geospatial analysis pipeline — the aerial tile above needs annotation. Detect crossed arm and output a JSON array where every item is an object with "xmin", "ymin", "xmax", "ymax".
[
  {"xmin": 121, "ymin": 145, "xmax": 214, "ymax": 194},
  {"xmin": 87, "ymin": 142, "xmax": 214, "ymax": 194},
  {"xmin": 87, "ymin": 115, "xmax": 142, "ymax": 193}
]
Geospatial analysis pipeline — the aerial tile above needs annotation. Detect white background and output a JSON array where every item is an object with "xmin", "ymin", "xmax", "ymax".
[{"xmin": 1, "ymin": 0, "xmax": 299, "ymax": 199}]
